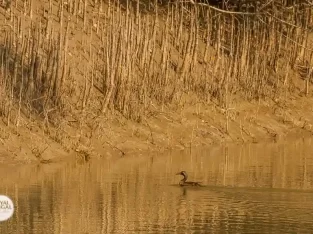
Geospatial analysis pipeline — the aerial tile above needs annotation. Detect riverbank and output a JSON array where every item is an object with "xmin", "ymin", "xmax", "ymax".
[
  {"xmin": 1, "ymin": 1, "xmax": 313, "ymax": 165},
  {"xmin": 1, "ymin": 92, "xmax": 313, "ymax": 165}
]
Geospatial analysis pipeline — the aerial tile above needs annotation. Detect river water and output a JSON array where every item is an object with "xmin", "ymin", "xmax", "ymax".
[{"xmin": 1, "ymin": 138, "xmax": 313, "ymax": 233}]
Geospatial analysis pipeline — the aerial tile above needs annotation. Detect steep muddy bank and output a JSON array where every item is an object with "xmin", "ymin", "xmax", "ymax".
[
  {"xmin": 0, "ymin": 1, "xmax": 313, "ymax": 164},
  {"xmin": 1, "ymin": 93, "xmax": 313, "ymax": 165}
]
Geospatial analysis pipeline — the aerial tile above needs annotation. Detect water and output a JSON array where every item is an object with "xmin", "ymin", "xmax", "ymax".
[{"xmin": 1, "ymin": 138, "xmax": 313, "ymax": 233}]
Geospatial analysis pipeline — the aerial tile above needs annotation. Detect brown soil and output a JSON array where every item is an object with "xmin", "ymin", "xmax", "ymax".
[
  {"xmin": 1, "ymin": 93, "xmax": 313, "ymax": 165},
  {"xmin": 1, "ymin": 1, "xmax": 313, "ymax": 165}
]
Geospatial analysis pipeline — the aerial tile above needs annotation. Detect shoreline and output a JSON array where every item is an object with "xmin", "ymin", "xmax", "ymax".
[
  {"xmin": 1, "ymin": 1, "xmax": 313, "ymax": 166},
  {"xmin": 1, "ymin": 95, "xmax": 313, "ymax": 165}
]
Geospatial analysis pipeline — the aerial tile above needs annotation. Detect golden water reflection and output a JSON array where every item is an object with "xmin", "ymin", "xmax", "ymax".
[{"xmin": 1, "ymin": 139, "xmax": 313, "ymax": 233}]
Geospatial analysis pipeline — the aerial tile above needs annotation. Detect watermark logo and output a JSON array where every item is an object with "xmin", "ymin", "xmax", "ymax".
[{"xmin": 0, "ymin": 195, "xmax": 14, "ymax": 222}]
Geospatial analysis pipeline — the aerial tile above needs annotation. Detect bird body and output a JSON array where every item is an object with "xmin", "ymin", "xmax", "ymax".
[{"xmin": 176, "ymin": 171, "xmax": 202, "ymax": 187}]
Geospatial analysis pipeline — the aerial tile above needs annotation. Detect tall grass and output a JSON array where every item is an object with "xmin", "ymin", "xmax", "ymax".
[{"xmin": 0, "ymin": 0, "xmax": 312, "ymax": 131}]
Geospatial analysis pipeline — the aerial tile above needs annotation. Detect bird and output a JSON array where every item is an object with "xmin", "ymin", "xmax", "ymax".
[{"xmin": 176, "ymin": 171, "xmax": 202, "ymax": 186}]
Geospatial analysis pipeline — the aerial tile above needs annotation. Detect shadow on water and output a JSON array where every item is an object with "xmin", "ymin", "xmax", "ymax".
[{"xmin": 1, "ymin": 138, "xmax": 313, "ymax": 233}]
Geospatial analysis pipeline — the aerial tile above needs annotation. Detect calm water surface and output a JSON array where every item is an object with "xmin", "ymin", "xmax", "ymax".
[{"xmin": 1, "ymin": 139, "xmax": 313, "ymax": 233}]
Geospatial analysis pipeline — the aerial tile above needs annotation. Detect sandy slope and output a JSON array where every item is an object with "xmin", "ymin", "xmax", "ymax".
[{"xmin": 0, "ymin": 1, "xmax": 313, "ymax": 164}]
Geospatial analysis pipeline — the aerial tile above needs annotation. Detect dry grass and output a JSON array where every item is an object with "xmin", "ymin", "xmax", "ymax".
[{"xmin": 0, "ymin": 0, "xmax": 312, "ymax": 153}]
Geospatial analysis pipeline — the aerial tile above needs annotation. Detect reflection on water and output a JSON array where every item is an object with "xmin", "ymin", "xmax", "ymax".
[{"xmin": 1, "ymin": 138, "xmax": 313, "ymax": 233}]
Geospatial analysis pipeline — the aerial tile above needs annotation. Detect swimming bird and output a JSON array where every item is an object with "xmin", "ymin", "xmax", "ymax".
[{"xmin": 176, "ymin": 171, "xmax": 202, "ymax": 186}]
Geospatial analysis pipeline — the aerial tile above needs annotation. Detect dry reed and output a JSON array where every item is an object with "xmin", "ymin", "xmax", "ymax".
[{"xmin": 0, "ymin": 0, "xmax": 312, "ymax": 144}]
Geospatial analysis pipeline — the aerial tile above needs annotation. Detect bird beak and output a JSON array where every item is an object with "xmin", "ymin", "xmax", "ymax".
[{"xmin": 175, "ymin": 172, "xmax": 181, "ymax": 175}]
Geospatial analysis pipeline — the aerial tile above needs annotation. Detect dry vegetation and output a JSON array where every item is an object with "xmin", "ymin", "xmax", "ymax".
[{"xmin": 0, "ymin": 0, "xmax": 313, "ymax": 162}]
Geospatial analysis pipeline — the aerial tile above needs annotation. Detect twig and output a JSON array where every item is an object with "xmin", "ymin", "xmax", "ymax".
[
  {"xmin": 104, "ymin": 140, "xmax": 126, "ymax": 156},
  {"xmin": 178, "ymin": 1, "xmax": 263, "ymax": 15}
]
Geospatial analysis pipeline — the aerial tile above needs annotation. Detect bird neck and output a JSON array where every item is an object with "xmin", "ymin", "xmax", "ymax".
[{"xmin": 181, "ymin": 173, "xmax": 188, "ymax": 182}]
